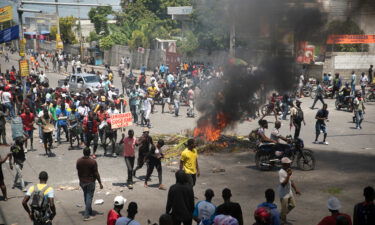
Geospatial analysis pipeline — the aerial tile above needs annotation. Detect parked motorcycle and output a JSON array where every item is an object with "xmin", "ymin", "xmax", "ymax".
[
  {"xmin": 254, "ymin": 136, "xmax": 315, "ymax": 171},
  {"xmin": 311, "ymin": 85, "xmax": 333, "ymax": 99},
  {"xmin": 335, "ymin": 92, "xmax": 354, "ymax": 112}
]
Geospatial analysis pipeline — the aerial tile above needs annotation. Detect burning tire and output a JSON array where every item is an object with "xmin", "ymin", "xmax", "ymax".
[
  {"xmin": 296, "ymin": 150, "xmax": 315, "ymax": 171},
  {"xmin": 255, "ymin": 151, "xmax": 271, "ymax": 171}
]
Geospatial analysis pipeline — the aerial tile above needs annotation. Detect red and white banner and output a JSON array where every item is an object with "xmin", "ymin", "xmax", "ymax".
[{"xmin": 110, "ymin": 113, "xmax": 133, "ymax": 129}]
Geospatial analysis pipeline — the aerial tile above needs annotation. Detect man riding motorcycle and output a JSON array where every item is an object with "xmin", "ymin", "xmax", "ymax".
[{"xmin": 340, "ymin": 82, "xmax": 352, "ymax": 103}]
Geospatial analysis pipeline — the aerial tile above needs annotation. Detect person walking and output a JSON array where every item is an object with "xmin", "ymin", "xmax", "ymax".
[
  {"xmin": 290, "ymin": 100, "xmax": 305, "ymax": 139},
  {"xmin": 10, "ymin": 139, "xmax": 26, "ymax": 191},
  {"xmin": 353, "ymin": 186, "xmax": 375, "ymax": 225},
  {"xmin": 0, "ymin": 153, "xmax": 12, "ymax": 200},
  {"xmin": 193, "ymin": 189, "xmax": 216, "ymax": 225},
  {"xmin": 20, "ymin": 107, "xmax": 35, "ymax": 152},
  {"xmin": 55, "ymin": 104, "xmax": 69, "ymax": 145},
  {"xmin": 107, "ymin": 196, "xmax": 125, "ymax": 225},
  {"xmin": 119, "ymin": 129, "xmax": 137, "ymax": 189},
  {"xmin": 166, "ymin": 170, "xmax": 195, "ymax": 225},
  {"xmin": 317, "ymin": 197, "xmax": 352, "ymax": 225},
  {"xmin": 133, "ymin": 128, "xmax": 153, "ymax": 177},
  {"xmin": 353, "ymin": 92, "xmax": 365, "ymax": 129},
  {"xmin": 311, "ymin": 81, "xmax": 325, "ymax": 109},
  {"xmin": 76, "ymin": 147, "xmax": 104, "ymax": 221},
  {"xmin": 38, "ymin": 108, "xmax": 54, "ymax": 156},
  {"xmin": 22, "ymin": 171, "xmax": 56, "ymax": 225},
  {"xmin": 332, "ymin": 73, "xmax": 342, "ymax": 98},
  {"xmin": 314, "ymin": 103, "xmax": 329, "ymax": 144},
  {"xmin": 351, "ymin": 71, "xmax": 357, "ymax": 96},
  {"xmin": 82, "ymin": 111, "xmax": 99, "ymax": 159},
  {"xmin": 278, "ymin": 157, "xmax": 301, "ymax": 224},
  {"xmin": 257, "ymin": 189, "xmax": 281, "ymax": 225},
  {"xmin": 115, "ymin": 202, "xmax": 141, "ymax": 225},
  {"xmin": 144, "ymin": 139, "xmax": 166, "ymax": 190},
  {"xmin": 368, "ymin": 65, "xmax": 373, "ymax": 84},
  {"xmin": 180, "ymin": 139, "xmax": 200, "ymax": 187},
  {"xmin": 216, "ymin": 188, "xmax": 243, "ymax": 225}
]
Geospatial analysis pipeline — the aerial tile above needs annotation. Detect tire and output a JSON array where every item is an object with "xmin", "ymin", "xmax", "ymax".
[
  {"xmin": 335, "ymin": 99, "xmax": 340, "ymax": 110},
  {"xmin": 303, "ymin": 89, "xmax": 311, "ymax": 97},
  {"xmin": 297, "ymin": 150, "xmax": 315, "ymax": 171},
  {"xmin": 255, "ymin": 151, "xmax": 271, "ymax": 171}
]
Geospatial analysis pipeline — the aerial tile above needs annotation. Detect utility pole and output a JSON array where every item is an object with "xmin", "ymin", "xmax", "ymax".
[
  {"xmin": 77, "ymin": 0, "xmax": 83, "ymax": 61},
  {"xmin": 228, "ymin": 2, "xmax": 235, "ymax": 57}
]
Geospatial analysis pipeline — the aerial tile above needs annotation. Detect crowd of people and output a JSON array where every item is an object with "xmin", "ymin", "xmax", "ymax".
[{"xmin": 0, "ymin": 48, "xmax": 374, "ymax": 225}]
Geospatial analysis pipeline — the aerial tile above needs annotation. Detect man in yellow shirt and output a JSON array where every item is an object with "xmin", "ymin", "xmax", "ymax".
[
  {"xmin": 22, "ymin": 171, "xmax": 56, "ymax": 225},
  {"xmin": 180, "ymin": 139, "xmax": 200, "ymax": 186},
  {"xmin": 147, "ymin": 82, "xmax": 158, "ymax": 113}
]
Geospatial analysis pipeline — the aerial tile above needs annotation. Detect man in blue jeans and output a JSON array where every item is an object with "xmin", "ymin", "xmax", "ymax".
[{"xmin": 76, "ymin": 147, "xmax": 103, "ymax": 221}]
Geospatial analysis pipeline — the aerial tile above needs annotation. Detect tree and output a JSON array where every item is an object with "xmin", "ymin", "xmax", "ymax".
[
  {"xmin": 99, "ymin": 35, "xmax": 115, "ymax": 50},
  {"xmin": 59, "ymin": 16, "xmax": 78, "ymax": 44},
  {"xmin": 177, "ymin": 30, "xmax": 198, "ymax": 56},
  {"xmin": 128, "ymin": 30, "xmax": 149, "ymax": 49},
  {"xmin": 327, "ymin": 19, "xmax": 369, "ymax": 52},
  {"xmin": 88, "ymin": 6, "xmax": 112, "ymax": 35}
]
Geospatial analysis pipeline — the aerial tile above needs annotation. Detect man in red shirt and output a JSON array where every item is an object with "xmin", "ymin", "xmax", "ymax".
[
  {"xmin": 119, "ymin": 129, "xmax": 137, "ymax": 189},
  {"xmin": 107, "ymin": 196, "xmax": 125, "ymax": 225},
  {"xmin": 83, "ymin": 111, "xmax": 99, "ymax": 159},
  {"xmin": 20, "ymin": 107, "xmax": 35, "ymax": 152},
  {"xmin": 318, "ymin": 197, "xmax": 352, "ymax": 225}
]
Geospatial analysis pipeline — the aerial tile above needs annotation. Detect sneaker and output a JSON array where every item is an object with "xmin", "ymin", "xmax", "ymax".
[
  {"xmin": 24, "ymin": 149, "xmax": 28, "ymax": 153},
  {"xmin": 356, "ymin": 127, "xmax": 360, "ymax": 130},
  {"xmin": 313, "ymin": 141, "xmax": 319, "ymax": 144},
  {"xmin": 128, "ymin": 184, "xmax": 133, "ymax": 189},
  {"xmin": 323, "ymin": 141, "xmax": 329, "ymax": 145},
  {"xmin": 83, "ymin": 216, "xmax": 95, "ymax": 221}
]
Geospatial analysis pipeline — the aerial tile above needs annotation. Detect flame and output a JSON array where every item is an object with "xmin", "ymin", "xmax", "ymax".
[{"xmin": 194, "ymin": 112, "xmax": 229, "ymax": 142}]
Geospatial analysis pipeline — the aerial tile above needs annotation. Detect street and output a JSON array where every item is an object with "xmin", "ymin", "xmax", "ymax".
[{"xmin": 0, "ymin": 54, "xmax": 375, "ymax": 225}]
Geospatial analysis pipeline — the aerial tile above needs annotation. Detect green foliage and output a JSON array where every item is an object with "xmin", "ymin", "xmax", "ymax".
[
  {"xmin": 87, "ymin": 31, "xmax": 100, "ymax": 42},
  {"xmin": 49, "ymin": 16, "xmax": 77, "ymax": 44},
  {"xmin": 50, "ymin": 25, "xmax": 57, "ymax": 40},
  {"xmin": 88, "ymin": 6, "xmax": 113, "ymax": 35},
  {"xmin": 177, "ymin": 30, "xmax": 198, "ymax": 56},
  {"xmin": 99, "ymin": 35, "xmax": 115, "ymax": 50},
  {"xmin": 327, "ymin": 19, "xmax": 369, "ymax": 52},
  {"xmin": 128, "ymin": 30, "xmax": 149, "ymax": 49},
  {"xmin": 110, "ymin": 31, "xmax": 128, "ymax": 45}
]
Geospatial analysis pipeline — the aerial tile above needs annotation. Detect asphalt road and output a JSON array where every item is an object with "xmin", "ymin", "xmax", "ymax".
[{"xmin": 0, "ymin": 53, "xmax": 374, "ymax": 225}]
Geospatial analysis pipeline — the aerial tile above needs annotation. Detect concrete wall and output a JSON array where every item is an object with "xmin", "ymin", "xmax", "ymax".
[{"xmin": 323, "ymin": 52, "xmax": 374, "ymax": 81}]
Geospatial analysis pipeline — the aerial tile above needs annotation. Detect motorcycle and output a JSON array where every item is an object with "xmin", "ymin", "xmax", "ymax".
[
  {"xmin": 365, "ymin": 86, "xmax": 375, "ymax": 102},
  {"xmin": 261, "ymin": 95, "xmax": 283, "ymax": 116},
  {"xmin": 311, "ymin": 85, "xmax": 333, "ymax": 99},
  {"xmin": 335, "ymin": 92, "xmax": 354, "ymax": 112},
  {"xmin": 254, "ymin": 136, "xmax": 315, "ymax": 171}
]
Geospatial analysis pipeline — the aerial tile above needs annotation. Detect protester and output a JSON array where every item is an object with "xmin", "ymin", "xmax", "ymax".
[
  {"xmin": 120, "ymin": 129, "xmax": 137, "ymax": 189},
  {"xmin": 145, "ymin": 139, "xmax": 166, "ymax": 190},
  {"xmin": 214, "ymin": 203, "xmax": 239, "ymax": 225},
  {"xmin": 10, "ymin": 139, "xmax": 26, "ymax": 191},
  {"xmin": 55, "ymin": 104, "xmax": 69, "ymax": 145},
  {"xmin": 353, "ymin": 186, "xmax": 375, "ymax": 225},
  {"xmin": 22, "ymin": 171, "xmax": 56, "ymax": 225},
  {"xmin": 180, "ymin": 138, "xmax": 200, "ymax": 187},
  {"xmin": 359, "ymin": 72, "xmax": 369, "ymax": 100},
  {"xmin": 351, "ymin": 71, "xmax": 357, "ymax": 95},
  {"xmin": 107, "ymin": 196, "xmax": 126, "ymax": 225},
  {"xmin": 253, "ymin": 207, "xmax": 272, "ymax": 225},
  {"xmin": 257, "ymin": 189, "xmax": 281, "ymax": 225},
  {"xmin": 314, "ymin": 103, "xmax": 329, "ymax": 144},
  {"xmin": 368, "ymin": 65, "xmax": 373, "ymax": 84},
  {"xmin": 193, "ymin": 189, "xmax": 216, "ymax": 225},
  {"xmin": 311, "ymin": 81, "xmax": 325, "ymax": 109},
  {"xmin": 332, "ymin": 73, "xmax": 342, "ymax": 98},
  {"xmin": 38, "ymin": 108, "xmax": 54, "ymax": 156},
  {"xmin": 133, "ymin": 128, "xmax": 153, "ymax": 177},
  {"xmin": 290, "ymin": 100, "xmax": 305, "ymax": 139},
  {"xmin": 353, "ymin": 92, "xmax": 365, "ymax": 129},
  {"xmin": 20, "ymin": 107, "xmax": 35, "ymax": 152},
  {"xmin": 166, "ymin": 170, "xmax": 194, "ymax": 225},
  {"xmin": 0, "ymin": 153, "xmax": 12, "ymax": 200},
  {"xmin": 317, "ymin": 197, "xmax": 352, "ymax": 225},
  {"xmin": 216, "ymin": 188, "xmax": 243, "ymax": 225},
  {"xmin": 76, "ymin": 147, "xmax": 103, "ymax": 221},
  {"xmin": 278, "ymin": 157, "xmax": 301, "ymax": 224},
  {"xmin": 115, "ymin": 202, "xmax": 141, "ymax": 225},
  {"xmin": 82, "ymin": 111, "xmax": 99, "ymax": 158}
]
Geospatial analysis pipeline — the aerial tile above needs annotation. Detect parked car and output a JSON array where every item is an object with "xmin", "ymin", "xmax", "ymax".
[{"xmin": 58, "ymin": 73, "xmax": 102, "ymax": 93}]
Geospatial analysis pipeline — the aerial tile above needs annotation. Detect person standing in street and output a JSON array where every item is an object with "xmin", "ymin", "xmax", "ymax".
[
  {"xmin": 82, "ymin": 111, "xmax": 99, "ymax": 159},
  {"xmin": 133, "ymin": 128, "xmax": 153, "ymax": 177},
  {"xmin": 369, "ymin": 65, "xmax": 373, "ymax": 84},
  {"xmin": 317, "ymin": 197, "xmax": 352, "ymax": 225},
  {"xmin": 119, "ymin": 129, "xmax": 137, "ymax": 189},
  {"xmin": 55, "ymin": 104, "xmax": 69, "ymax": 145},
  {"xmin": 360, "ymin": 72, "xmax": 369, "ymax": 100},
  {"xmin": 76, "ymin": 147, "xmax": 104, "ymax": 221},
  {"xmin": 216, "ymin": 188, "xmax": 243, "ymax": 225},
  {"xmin": 311, "ymin": 81, "xmax": 325, "ymax": 109},
  {"xmin": 351, "ymin": 71, "xmax": 357, "ymax": 96},
  {"xmin": 10, "ymin": 139, "xmax": 26, "ymax": 191},
  {"xmin": 353, "ymin": 186, "xmax": 375, "ymax": 225},
  {"xmin": 278, "ymin": 157, "xmax": 301, "ymax": 225},
  {"xmin": 290, "ymin": 100, "xmax": 305, "ymax": 139},
  {"xmin": 166, "ymin": 170, "xmax": 194, "ymax": 225},
  {"xmin": 115, "ymin": 202, "xmax": 141, "ymax": 225},
  {"xmin": 180, "ymin": 139, "xmax": 200, "ymax": 187},
  {"xmin": 193, "ymin": 189, "xmax": 216, "ymax": 225},
  {"xmin": 22, "ymin": 171, "xmax": 56, "ymax": 225},
  {"xmin": 257, "ymin": 189, "xmax": 281, "ymax": 225},
  {"xmin": 0, "ymin": 153, "xmax": 12, "ymax": 200},
  {"xmin": 187, "ymin": 86, "xmax": 195, "ymax": 118},
  {"xmin": 314, "ymin": 104, "xmax": 329, "ymax": 144},
  {"xmin": 353, "ymin": 92, "xmax": 365, "ymax": 130},
  {"xmin": 144, "ymin": 139, "xmax": 166, "ymax": 190},
  {"xmin": 332, "ymin": 73, "xmax": 342, "ymax": 98},
  {"xmin": 107, "ymin": 196, "xmax": 125, "ymax": 225}
]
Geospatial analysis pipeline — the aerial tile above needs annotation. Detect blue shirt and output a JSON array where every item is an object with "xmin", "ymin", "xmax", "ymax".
[
  {"xmin": 193, "ymin": 200, "xmax": 216, "ymax": 225},
  {"xmin": 129, "ymin": 91, "xmax": 139, "ymax": 106},
  {"xmin": 159, "ymin": 65, "xmax": 165, "ymax": 73},
  {"xmin": 257, "ymin": 202, "xmax": 281, "ymax": 225},
  {"xmin": 56, "ymin": 108, "xmax": 68, "ymax": 126}
]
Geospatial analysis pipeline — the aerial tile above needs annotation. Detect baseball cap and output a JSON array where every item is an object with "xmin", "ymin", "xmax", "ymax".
[
  {"xmin": 114, "ymin": 196, "xmax": 126, "ymax": 206},
  {"xmin": 327, "ymin": 197, "xmax": 341, "ymax": 210},
  {"xmin": 281, "ymin": 157, "xmax": 292, "ymax": 164}
]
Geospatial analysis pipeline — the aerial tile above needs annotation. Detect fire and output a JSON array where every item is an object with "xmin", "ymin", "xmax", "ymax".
[{"xmin": 194, "ymin": 112, "xmax": 229, "ymax": 142}]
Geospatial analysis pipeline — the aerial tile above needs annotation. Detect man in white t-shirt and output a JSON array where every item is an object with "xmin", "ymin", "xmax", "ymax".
[
  {"xmin": 115, "ymin": 202, "xmax": 140, "ymax": 225},
  {"xmin": 360, "ymin": 72, "xmax": 369, "ymax": 98},
  {"xmin": 278, "ymin": 157, "xmax": 301, "ymax": 224},
  {"xmin": 2, "ymin": 87, "xmax": 14, "ymax": 118}
]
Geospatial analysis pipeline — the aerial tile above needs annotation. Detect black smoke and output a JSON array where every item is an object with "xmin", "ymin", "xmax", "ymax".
[{"xmin": 194, "ymin": 0, "xmax": 327, "ymax": 134}]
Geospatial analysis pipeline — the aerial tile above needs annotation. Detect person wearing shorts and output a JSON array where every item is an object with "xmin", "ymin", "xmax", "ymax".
[{"xmin": 314, "ymin": 104, "xmax": 329, "ymax": 145}]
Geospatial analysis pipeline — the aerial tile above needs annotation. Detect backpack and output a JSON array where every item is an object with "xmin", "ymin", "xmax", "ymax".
[
  {"xmin": 294, "ymin": 107, "xmax": 304, "ymax": 122},
  {"xmin": 30, "ymin": 185, "xmax": 50, "ymax": 211},
  {"xmin": 249, "ymin": 128, "xmax": 260, "ymax": 143}
]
